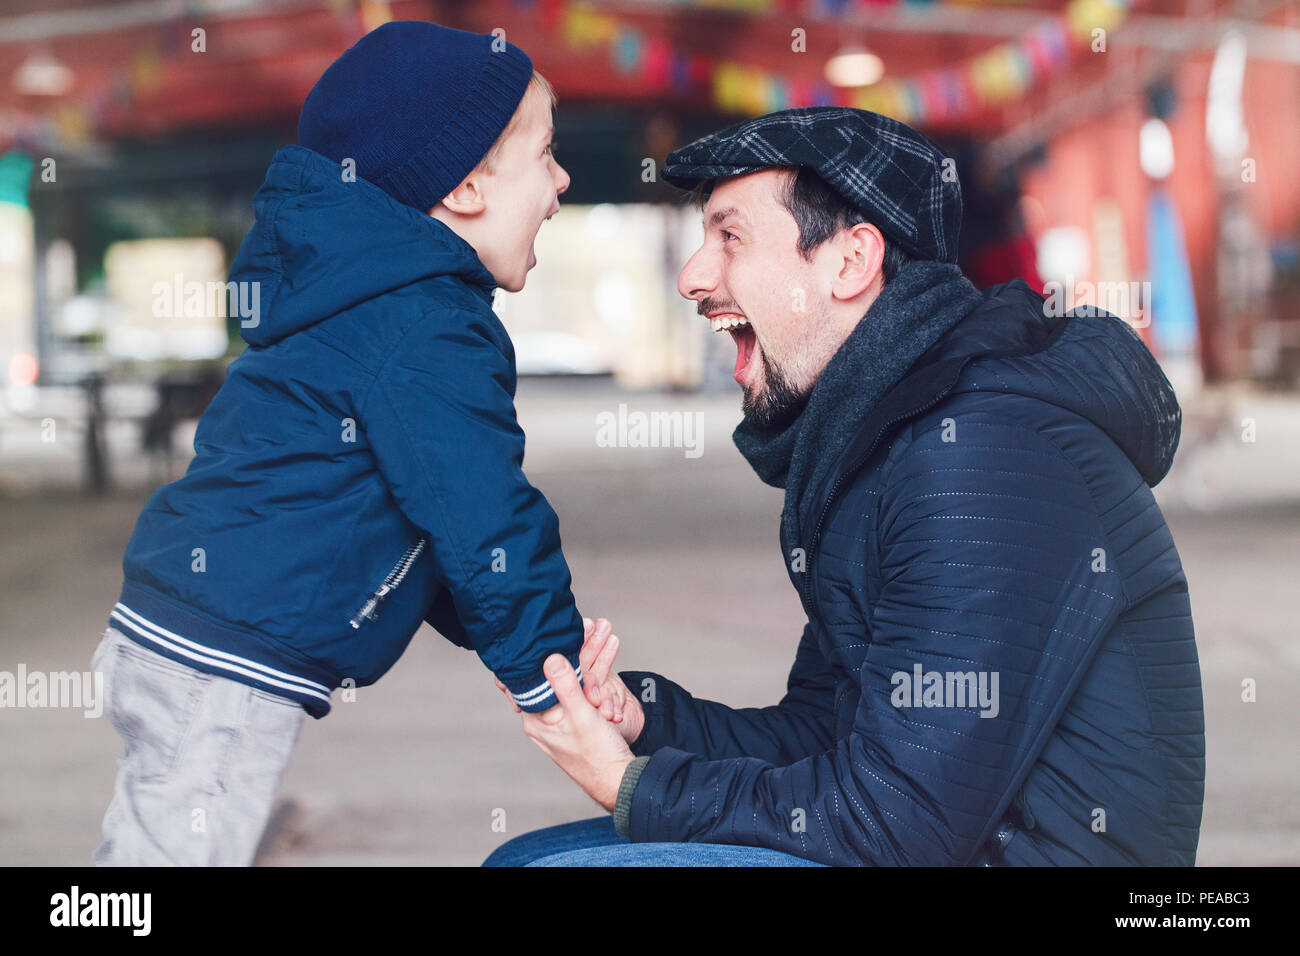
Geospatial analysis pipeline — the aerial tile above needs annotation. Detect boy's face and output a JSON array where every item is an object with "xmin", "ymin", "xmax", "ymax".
[{"xmin": 462, "ymin": 85, "xmax": 570, "ymax": 292}]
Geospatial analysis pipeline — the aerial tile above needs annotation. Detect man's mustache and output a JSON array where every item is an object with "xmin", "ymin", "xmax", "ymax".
[{"xmin": 698, "ymin": 297, "xmax": 742, "ymax": 317}]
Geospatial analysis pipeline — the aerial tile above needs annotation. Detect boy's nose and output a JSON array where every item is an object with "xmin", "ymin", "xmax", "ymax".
[{"xmin": 554, "ymin": 161, "xmax": 571, "ymax": 196}]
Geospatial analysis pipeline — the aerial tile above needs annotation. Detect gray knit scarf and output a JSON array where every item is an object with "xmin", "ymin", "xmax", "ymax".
[{"xmin": 733, "ymin": 258, "xmax": 984, "ymax": 550}]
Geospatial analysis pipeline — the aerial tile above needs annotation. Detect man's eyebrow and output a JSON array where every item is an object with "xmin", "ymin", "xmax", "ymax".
[{"xmin": 708, "ymin": 207, "xmax": 746, "ymax": 227}]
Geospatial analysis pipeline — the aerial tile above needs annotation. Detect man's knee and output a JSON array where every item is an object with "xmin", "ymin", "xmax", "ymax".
[{"xmin": 482, "ymin": 817, "xmax": 622, "ymax": 867}]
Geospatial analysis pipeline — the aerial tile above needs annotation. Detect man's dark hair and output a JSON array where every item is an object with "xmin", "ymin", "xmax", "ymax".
[{"xmin": 690, "ymin": 166, "xmax": 911, "ymax": 283}]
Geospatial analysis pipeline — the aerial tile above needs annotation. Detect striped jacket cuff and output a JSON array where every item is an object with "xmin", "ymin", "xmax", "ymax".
[{"xmin": 503, "ymin": 655, "xmax": 584, "ymax": 713}]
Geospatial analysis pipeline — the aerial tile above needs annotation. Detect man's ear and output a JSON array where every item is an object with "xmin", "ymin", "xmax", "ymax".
[
  {"xmin": 829, "ymin": 221, "xmax": 886, "ymax": 302},
  {"xmin": 431, "ymin": 171, "xmax": 487, "ymax": 218}
]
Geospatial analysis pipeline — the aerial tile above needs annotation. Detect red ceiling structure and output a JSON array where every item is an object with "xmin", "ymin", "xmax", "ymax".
[{"xmin": 0, "ymin": 0, "xmax": 1162, "ymax": 144}]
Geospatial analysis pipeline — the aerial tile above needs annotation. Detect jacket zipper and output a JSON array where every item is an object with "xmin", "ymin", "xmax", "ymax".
[
  {"xmin": 801, "ymin": 383, "xmax": 959, "ymax": 618},
  {"xmin": 1014, "ymin": 783, "xmax": 1037, "ymax": 830},
  {"xmin": 349, "ymin": 540, "xmax": 425, "ymax": 629}
]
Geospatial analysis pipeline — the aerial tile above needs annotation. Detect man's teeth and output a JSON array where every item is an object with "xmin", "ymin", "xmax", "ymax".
[{"xmin": 710, "ymin": 316, "xmax": 751, "ymax": 333}]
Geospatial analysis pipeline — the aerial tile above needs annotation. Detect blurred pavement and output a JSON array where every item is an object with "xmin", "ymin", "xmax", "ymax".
[{"xmin": 0, "ymin": 378, "xmax": 1297, "ymax": 865}]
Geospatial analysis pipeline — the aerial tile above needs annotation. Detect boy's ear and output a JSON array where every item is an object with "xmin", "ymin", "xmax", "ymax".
[{"xmin": 431, "ymin": 171, "xmax": 487, "ymax": 217}]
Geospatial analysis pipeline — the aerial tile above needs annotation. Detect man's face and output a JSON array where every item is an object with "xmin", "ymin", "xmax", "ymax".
[
  {"xmin": 475, "ymin": 85, "xmax": 571, "ymax": 292},
  {"xmin": 677, "ymin": 169, "xmax": 843, "ymax": 426}
]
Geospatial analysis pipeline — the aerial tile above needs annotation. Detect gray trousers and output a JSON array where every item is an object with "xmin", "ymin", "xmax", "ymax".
[{"xmin": 92, "ymin": 627, "xmax": 304, "ymax": 866}]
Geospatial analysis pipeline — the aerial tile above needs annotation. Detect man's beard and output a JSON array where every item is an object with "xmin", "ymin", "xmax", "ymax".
[{"xmin": 742, "ymin": 348, "xmax": 809, "ymax": 428}]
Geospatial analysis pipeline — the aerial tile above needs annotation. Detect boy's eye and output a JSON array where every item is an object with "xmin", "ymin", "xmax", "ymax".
[{"xmin": 544, "ymin": 141, "xmax": 557, "ymax": 156}]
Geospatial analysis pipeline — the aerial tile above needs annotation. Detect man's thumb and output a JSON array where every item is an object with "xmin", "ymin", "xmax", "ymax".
[{"xmin": 544, "ymin": 654, "xmax": 583, "ymax": 703}]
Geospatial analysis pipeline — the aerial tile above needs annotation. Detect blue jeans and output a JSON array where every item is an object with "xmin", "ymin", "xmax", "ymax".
[{"xmin": 483, "ymin": 816, "xmax": 827, "ymax": 867}]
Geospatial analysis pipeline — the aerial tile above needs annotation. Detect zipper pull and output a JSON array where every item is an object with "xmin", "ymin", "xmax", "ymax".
[
  {"xmin": 351, "ymin": 584, "xmax": 395, "ymax": 629},
  {"xmin": 349, "ymin": 594, "xmax": 379, "ymax": 629},
  {"xmin": 349, "ymin": 542, "xmax": 423, "ymax": 630}
]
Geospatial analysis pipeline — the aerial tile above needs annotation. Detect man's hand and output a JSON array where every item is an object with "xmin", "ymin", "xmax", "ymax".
[
  {"xmin": 520, "ymin": 654, "xmax": 635, "ymax": 811},
  {"xmin": 493, "ymin": 617, "xmax": 645, "ymax": 745}
]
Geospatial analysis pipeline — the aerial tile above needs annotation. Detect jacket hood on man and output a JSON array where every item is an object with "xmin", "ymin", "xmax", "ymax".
[
  {"xmin": 807, "ymin": 277, "xmax": 1185, "ymax": 537},
  {"xmin": 945, "ymin": 279, "xmax": 1182, "ymax": 489},
  {"xmin": 229, "ymin": 144, "xmax": 496, "ymax": 348},
  {"xmin": 736, "ymin": 268, "xmax": 1183, "ymax": 568}
]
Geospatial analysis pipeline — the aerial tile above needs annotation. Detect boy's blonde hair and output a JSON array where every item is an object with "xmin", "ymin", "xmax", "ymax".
[{"xmin": 477, "ymin": 71, "xmax": 557, "ymax": 173}]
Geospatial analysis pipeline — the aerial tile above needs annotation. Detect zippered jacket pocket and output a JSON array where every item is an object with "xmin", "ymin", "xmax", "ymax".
[{"xmin": 349, "ymin": 540, "xmax": 425, "ymax": 629}]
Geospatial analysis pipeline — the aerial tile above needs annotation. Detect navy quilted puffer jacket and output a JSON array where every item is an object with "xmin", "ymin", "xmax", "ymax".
[{"xmin": 621, "ymin": 279, "xmax": 1205, "ymax": 866}]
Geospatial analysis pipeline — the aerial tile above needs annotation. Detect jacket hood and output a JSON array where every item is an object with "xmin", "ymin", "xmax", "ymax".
[
  {"xmin": 229, "ymin": 144, "xmax": 496, "ymax": 347},
  {"xmin": 948, "ymin": 279, "xmax": 1183, "ymax": 487}
]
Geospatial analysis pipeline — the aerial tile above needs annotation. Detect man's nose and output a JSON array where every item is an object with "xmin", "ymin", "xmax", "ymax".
[{"xmin": 677, "ymin": 244, "xmax": 715, "ymax": 302}]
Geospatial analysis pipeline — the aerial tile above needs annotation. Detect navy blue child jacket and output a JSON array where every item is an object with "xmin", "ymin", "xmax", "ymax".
[{"xmin": 110, "ymin": 145, "xmax": 584, "ymax": 716}]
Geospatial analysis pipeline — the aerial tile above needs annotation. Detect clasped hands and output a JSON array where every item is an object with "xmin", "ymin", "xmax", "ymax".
[{"xmin": 493, "ymin": 618, "xmax": 644, "ymax": 811}]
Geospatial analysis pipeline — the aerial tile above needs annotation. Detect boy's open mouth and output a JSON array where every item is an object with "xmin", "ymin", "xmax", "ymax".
[{"xmin": 710, "ymin": 313, "xmax": 756, "ymax": 384}]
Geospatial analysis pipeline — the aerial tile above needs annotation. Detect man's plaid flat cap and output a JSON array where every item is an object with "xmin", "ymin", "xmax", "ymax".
[{"xmin": 662, "ymin": 107, "xmax": 962, "ymax": 264}]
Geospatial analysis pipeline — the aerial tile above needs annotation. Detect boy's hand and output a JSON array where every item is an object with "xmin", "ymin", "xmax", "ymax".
[
  {"xmin": 579, "ymin": 617, "xmax": 621, "ymax": 720},
  {"xmin": 573, "ymin": 617, "xmax": 643, "ymax": 745},
  {"xmin": 492, "ymin": 616, "xmax": 644, "ymax": 745}
]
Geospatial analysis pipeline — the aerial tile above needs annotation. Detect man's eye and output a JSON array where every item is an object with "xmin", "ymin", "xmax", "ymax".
[{"xmin": 721, "ymin": 230, "xmax": 738, "ymax": 242}]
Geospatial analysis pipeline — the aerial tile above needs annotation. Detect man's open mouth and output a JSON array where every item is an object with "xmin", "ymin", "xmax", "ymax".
[{"xmin": 710, "ymin": 313, "xmax": 756, "ymax": 383}]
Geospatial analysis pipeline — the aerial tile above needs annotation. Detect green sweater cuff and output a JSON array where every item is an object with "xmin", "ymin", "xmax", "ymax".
[{"xmin": 613, "ymin": 755, "xmax": 651, "ymax": 837}]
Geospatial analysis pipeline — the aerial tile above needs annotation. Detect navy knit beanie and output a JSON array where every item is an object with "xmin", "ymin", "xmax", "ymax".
[{"xmin": 298, "ymin": 20, "xmax": 534, "ymax": 213}]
